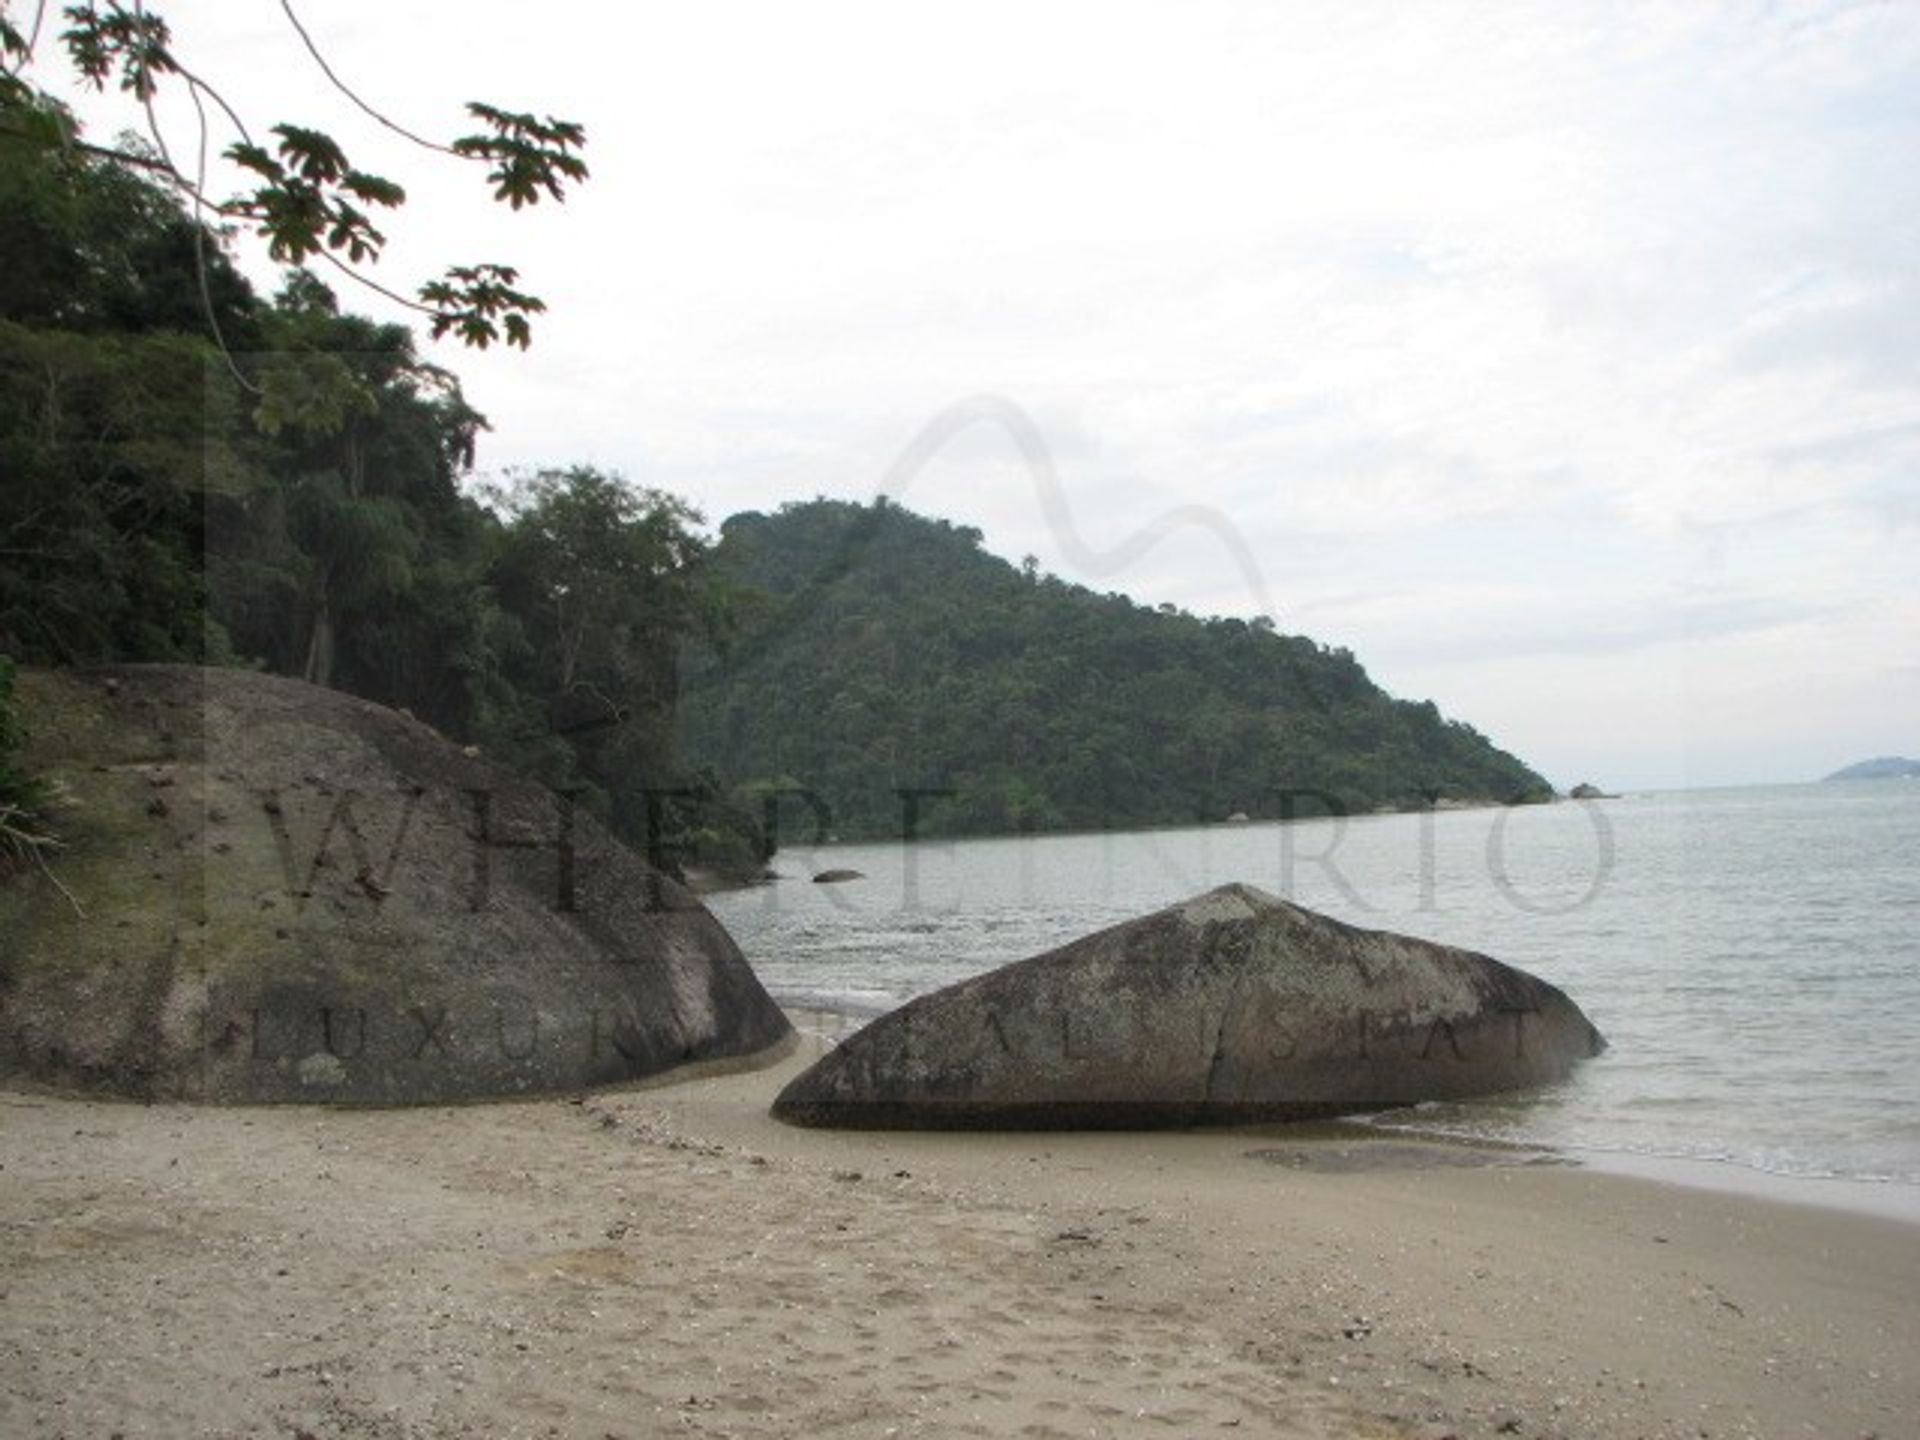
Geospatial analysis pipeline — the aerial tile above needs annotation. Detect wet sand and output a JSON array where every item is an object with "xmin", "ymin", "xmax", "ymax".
[{"xmin": 2, "ymin": 1014, "xmax": 1914, "ymax": 1439}]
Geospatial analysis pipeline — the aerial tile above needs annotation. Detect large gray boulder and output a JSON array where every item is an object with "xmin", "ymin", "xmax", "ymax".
[
  {"xmin": 0, "ymin": 666, "xmax": 793, "ymax": 1103},
  {"xmin": 773, "ymin": 883, "xmax": 1604, "ymax": 1129}
]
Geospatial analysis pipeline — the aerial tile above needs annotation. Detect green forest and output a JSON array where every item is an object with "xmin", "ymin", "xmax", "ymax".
[
  {"xmin": 0, "ymin": 89, "xmax": 754, "ymax": 872},
  {"xmin": 679, "ymin": 500, "xmax": 1552, "ymax": 843},
  {"xmin": 2, "ymin": 74, "xmax": 1550, "ymax": 877}
]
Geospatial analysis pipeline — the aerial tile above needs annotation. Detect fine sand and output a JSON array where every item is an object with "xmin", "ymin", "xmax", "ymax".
[{"xmin": 2, "ymin": 1013, "xmax": 1915, "ymax": 1440}]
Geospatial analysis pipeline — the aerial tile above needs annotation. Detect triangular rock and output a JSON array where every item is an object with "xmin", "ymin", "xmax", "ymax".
[{"xmin": 774, "ymin": 883, "xmax": 1603, "ymax": 1129}]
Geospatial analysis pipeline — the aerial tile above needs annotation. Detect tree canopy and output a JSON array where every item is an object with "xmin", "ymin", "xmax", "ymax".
[
  {"xmin": 679, "ymin": 499, "xmax": 1553, "ymax": 841},
  {"xmin": 0, "ymin": 1, "xmax": 586, "ymax": 349},
  {"xmin": 0, "ymin": 115, "xmax": 757, "ymax": 874},
  {"xmin": 1, "ymin": 25, "xmax": 1557, "ymax": 872}
]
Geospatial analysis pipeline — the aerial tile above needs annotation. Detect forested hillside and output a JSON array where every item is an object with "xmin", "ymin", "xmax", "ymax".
[
  {"xmin": 678, "ymin": 500, "xmax": 1553, "ymax": 841},
  {"xmin": 0, "ymin": 96, "xmax": 751, "ymax": 872},
  {"xmin": 1, "ymin": 89, "xmax": 1550, "ymax": 872}
]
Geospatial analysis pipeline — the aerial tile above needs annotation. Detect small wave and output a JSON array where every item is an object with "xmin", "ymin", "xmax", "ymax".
[{"xmin": 1358, "ymin": 1112, "xmax": 1920, "ymax": 1189}]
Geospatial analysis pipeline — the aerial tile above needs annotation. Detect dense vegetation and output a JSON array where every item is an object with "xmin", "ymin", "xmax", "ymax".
[
  {"xmin": 1, "ymin": 90, "xmax": 1552, "ymax": 870},
  {"xmin": 679, "ymin": 500, "xmax": 1553, "ymax": 842},
  {"xmin": 0, "ymin": 100, "xmax": 753, "ymax": 872}
]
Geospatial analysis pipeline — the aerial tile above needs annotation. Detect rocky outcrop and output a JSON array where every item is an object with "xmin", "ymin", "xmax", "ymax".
[
  {"xmin": 0, "ymin": 666, "xmax": 794, "ymax": 1103},
  {"xmin": 773, "ymin": 884, "xmax": 1603, "ymax": 1129}
]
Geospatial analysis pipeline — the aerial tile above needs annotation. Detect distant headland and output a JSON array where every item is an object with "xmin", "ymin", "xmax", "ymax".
[{"xmin": 1822, "ymin": 756, "xmax": 1920, "ymax": 782}]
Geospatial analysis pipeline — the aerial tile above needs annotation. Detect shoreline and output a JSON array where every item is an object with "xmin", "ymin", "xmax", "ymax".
[
  {"xmin": 1572, "ymin": 1147, "xmax": 1920, "ymax": 1226},
  {"xmin": 700, "ymin": 792, "xmax": 1555, "ymax": 872},
  {"xmin": 685, "ymin": 790, "xmax": 1579, "ymax": 895},
  {"xmin": 780, "ymin": 1001, "xmax": 1920, "ymax": 1227},
  {"xmin": 4, "ymin": 1010, "xmax": 1916, "ymax": 1439}
]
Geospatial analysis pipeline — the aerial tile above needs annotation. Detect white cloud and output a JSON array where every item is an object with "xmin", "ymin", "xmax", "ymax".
[{"xmin": 39, "ymin": 0, "xmax": 1920, "ymax": 785}]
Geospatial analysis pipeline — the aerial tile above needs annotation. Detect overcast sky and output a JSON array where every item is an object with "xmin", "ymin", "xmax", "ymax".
[{"xmin": 44, "ymin": 0, "xmax": 1920, "ymax": 790}]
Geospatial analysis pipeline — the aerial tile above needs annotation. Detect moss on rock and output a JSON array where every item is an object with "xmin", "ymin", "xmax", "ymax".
[{"xmin": 0, "ymin": 666, "xmax": 792, "ymax": 1102}]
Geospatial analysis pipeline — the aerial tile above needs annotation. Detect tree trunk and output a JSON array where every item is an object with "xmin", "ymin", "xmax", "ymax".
[{"xmin": 303, "ymin": 580, "xmax": 335, "ymax": 688}]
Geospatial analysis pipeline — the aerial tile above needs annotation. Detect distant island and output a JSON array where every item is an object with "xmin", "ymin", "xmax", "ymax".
[{"xmin": 1823, "ymin": 756, "xmax": 1920, "ymax": 782}]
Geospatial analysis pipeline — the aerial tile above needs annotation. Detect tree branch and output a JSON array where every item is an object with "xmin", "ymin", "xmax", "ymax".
[
  {"xmin": 13, "ymin": 2, "xmax": 582, "ymax": 350},
  {"xmin": 24, "ymin": 0, "xmax": 47, "ymax": 52},
  {"xmin": 59, "ymin": 131, "xmax": 168, "ymax": 173},
  {"xmin": 39, "ymin": 133, "xmax": 248, "ymax": 240},
  {"xmin": 316, "ymin": 248, "xmax": 440, "ymax": 318},
  {"xmin": 276, "ymin": 0, "xmax": 456, "ymax": 157},
  {"xmin": 174, "ymin": 62, "xmax": 253, "ymax": 147},
  {"xmin": 185, "ymin": 77, "xmax": 257, "ymax": 394}
]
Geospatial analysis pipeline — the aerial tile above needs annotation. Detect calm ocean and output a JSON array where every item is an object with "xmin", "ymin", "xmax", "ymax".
[{"xmin": 709, "ymin": 781, "xmax": 1920, "ymax": 1199}]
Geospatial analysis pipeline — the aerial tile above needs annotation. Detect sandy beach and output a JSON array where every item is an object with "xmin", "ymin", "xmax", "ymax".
[{"xmin": 2, "ymin": 1013, "xmax": 1914, "ymax": 1440}]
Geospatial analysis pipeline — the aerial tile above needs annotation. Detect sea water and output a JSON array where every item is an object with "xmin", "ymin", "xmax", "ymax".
[{"xmin": 708, "ymin": 781, "xmax": 1920, "ymax": 1195}]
